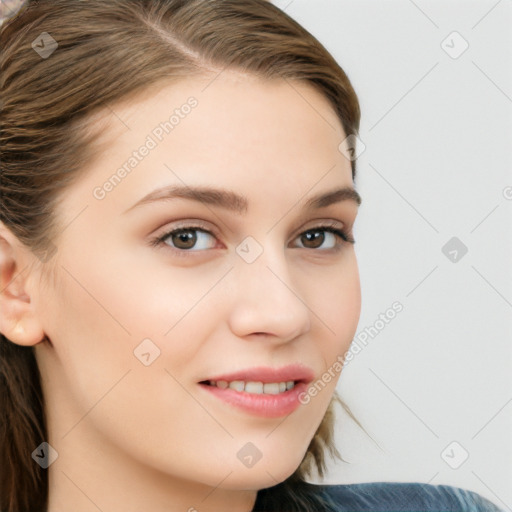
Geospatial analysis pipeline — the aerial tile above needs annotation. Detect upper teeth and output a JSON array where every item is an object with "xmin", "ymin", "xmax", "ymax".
[{"xmin": 209, "ymin": 380, "xmax": 295, "ymax": 394}]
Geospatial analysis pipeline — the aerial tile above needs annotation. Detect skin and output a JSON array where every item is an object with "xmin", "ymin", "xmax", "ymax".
[{"xmin": 0, "ymin": 71, "xmax": 361, "ymax": 512}]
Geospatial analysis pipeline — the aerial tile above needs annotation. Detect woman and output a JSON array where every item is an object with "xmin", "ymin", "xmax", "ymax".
[{"xmin": 0, "ymin": 1, "xmax": 504, "ymax": 511}]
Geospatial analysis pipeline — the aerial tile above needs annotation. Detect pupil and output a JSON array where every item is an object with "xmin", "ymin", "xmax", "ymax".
[
  {"xmin": 303, "ymin": 231, "xmax": 324, "ymax": 248},
  {"xmin": 173, "ymin": 230, "xmax": 196, "ymax": 249}
]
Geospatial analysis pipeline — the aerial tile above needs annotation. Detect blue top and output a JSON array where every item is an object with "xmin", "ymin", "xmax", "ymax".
[
  {"xmin": 253, "ymin": 481, "xmax": 505, "ymax": 511},
  {"xmin": 320, "ymin": 482, "xmax": 505, "ymax": 511}
]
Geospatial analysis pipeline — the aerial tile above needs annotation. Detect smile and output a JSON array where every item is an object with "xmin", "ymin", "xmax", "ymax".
[{"xmin": 197, "ymin": 364, "xmax": 314, "ymax": 418}]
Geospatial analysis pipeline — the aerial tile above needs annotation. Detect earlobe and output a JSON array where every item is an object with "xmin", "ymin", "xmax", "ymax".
[
  {"xmin": 0, "ymin": 312, "xmax": 46, "ymax": 347},
  {"xmin": 0, "ymin": 224, "xmax": 46, "ymax": 347}
]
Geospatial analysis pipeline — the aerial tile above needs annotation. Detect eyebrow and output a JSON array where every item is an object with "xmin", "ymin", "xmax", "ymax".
[{"xmin": 123, "ymin": 184, "xmax": 361, "ymax": 215}]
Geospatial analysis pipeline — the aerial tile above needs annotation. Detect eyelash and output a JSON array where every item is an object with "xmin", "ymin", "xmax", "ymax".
[{"xmin": 149, "ymin": 222, "xmax": 355, "ymax": 257}]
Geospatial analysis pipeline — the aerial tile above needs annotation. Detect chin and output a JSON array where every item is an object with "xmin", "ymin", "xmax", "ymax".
[{"xmin": 220, "ymin": 457, "xmax": 302, "ymax": 491}]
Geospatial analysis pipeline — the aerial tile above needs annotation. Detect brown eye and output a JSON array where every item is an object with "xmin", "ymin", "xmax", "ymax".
[
  {"xmin": 300, "ymin": 230, "xmax": 326, "ymax": 249},
  {"xmin": 154, "ymin": 227, "xmax": 217, "ymax": 251},
  {"xmin": 293, "ymin": 226, "xmax": 354, "ymax": 250},
  {"xmin": 171, "ymin": 230, "xmax": 197, "ymax": 249}
]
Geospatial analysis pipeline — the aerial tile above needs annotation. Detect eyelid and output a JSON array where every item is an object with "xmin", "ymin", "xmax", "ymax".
[
  {"xmin": 294, "ymin": 218, "xmax": 344, "ymax": 235},
  {"xmin": 150, "ymin": 219, "xmax": 219, "ymax": 243}
]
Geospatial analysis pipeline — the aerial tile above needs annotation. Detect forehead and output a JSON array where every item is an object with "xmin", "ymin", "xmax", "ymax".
[
  {"xmin": 58, "ymin": 71, "xmax": 353, "ymax": 220},
  {"xmin": 86, "ymin": 70, "xmax": 346, "ymax": 162}
]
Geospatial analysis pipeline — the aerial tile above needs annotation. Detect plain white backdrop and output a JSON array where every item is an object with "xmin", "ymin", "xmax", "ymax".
[{"xmin": 273, "ymin": 0, "xmax": 512, "ymax": 508}]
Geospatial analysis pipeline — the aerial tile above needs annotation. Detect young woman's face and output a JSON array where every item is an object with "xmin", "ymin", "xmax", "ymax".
[{"xmin": 35, "ymin": 71, "xmax": 361, "ymax": 494}]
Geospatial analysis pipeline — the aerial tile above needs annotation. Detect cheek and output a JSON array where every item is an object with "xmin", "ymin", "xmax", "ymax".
[
  {"xmin": 41, "ymin": 256, "xmax": 235, "ymax": 470},
  {"xmin": 42, "ymin": 266, "xmax": 135, "ymax": 418},
  {"xmin": 43, "ymin": 247, "xmax": 227, "ymax": 418},
  {"xmin": 279, "ymin": 254, "xmax": 360, "ymax": 430},
  {"xmin": 304, "ymin": 253, "xmax": 361, "ymax": 360}
]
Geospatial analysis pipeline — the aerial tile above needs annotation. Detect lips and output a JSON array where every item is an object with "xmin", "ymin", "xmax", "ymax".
[
  {"xmin": 198, "ymin": 364, "xmax": 315, "ymax": 386},
  {"xmin": 197, "ymin": 364, "xmax": 315, "ymax": 418}
]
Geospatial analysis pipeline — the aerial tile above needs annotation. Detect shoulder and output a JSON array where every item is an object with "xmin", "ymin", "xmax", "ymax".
[{"xmin": 315, "ymin": 481, "xmax": 505, "ymax": 511}]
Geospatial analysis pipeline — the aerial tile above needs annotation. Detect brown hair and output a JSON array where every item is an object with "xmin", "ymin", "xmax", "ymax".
[{"xmin": 0, "ymin": 1, "xmax": 362, "ymax": 511}]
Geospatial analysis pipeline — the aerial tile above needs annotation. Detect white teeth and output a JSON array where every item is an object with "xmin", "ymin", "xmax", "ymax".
[
  {"xmin": 244, "ymin": 381, "xmax": 263, "ymax": 394},
  {"xmin": 263, "ymin": 383, "xmax": 280, "ymax": 395},
  {"xmin": 208, "ymin": 380, "xmax": 296, "ymax": 394},
  {"xmin": 229, "ymin": 380, "xmax": 245, "ymax": 392}
]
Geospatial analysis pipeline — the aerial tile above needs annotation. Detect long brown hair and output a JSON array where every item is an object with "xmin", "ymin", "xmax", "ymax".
[{"xmin": 0, "ymin": 1, "xmax": 362, "ymax": 510}]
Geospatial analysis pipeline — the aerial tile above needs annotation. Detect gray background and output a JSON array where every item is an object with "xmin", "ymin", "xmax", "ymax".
[{"xmin": 273, "ymin": 0, "xmax": 512, "ymax": 508}]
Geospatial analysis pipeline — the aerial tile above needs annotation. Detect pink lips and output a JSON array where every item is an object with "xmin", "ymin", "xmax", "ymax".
[
  {"xmin": 198, "ymin": 364, "xmax": 314, "ymax": 418},
  {"xmin": 200, "ymin": 364, "xmax": 315, "ymax": 384}
]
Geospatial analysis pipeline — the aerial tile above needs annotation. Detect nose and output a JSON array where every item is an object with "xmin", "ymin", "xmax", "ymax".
[{"xmin": 227, "ymin": 244, "xmax": 311, "ymax": 343}]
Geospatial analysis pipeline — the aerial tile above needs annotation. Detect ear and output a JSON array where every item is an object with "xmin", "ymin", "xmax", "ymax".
[{"xmin": 0, "ymin": 222, "xmax": 46, "ymax": 347}]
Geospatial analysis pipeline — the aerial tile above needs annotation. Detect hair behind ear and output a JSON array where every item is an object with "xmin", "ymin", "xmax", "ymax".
[{"xmin": 0, "ymin": 335, "xmax": 48, "ymax": 512}]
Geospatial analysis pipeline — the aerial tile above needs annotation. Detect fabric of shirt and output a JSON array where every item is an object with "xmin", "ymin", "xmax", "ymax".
[{"xmin": 318, "ymin": 482, "xmax": 505, "ymax": 511}]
